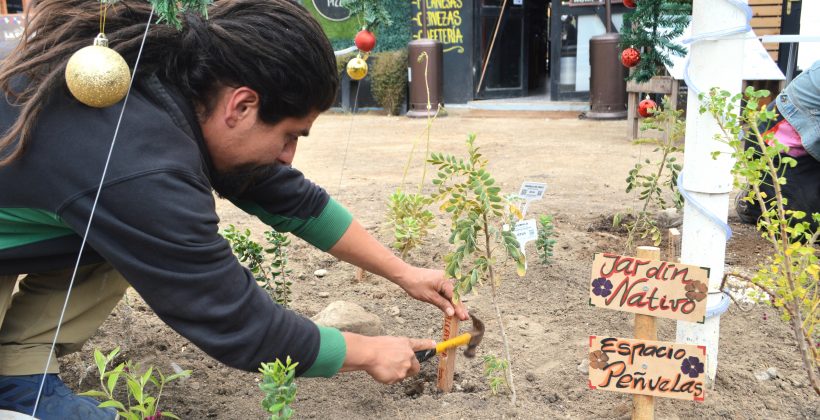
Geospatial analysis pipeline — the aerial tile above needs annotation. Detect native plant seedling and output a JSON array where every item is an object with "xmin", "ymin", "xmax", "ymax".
[
  {"xmin": 222, "ymin": 225, "xmax": 293, "ymax": 307},
  {"xmin": 482, "ymin": 354, "xmax": 509, "ymax": 396},
  {"xmin": 386, "ymin": 190, "xmax": 434, "ymax": 258},
  {"xmin": 429, "ymin": 134, "xmax": 526, "ymax": 404},
  {"xmin": 259, "ymin": 357, "xmax": 299, "ymax": 420},
  {"xmin": 535, "ymin": 215, "xmax": 557, "ymax": 265},
  {"xmin": 81, "ymin": 347, "xmax": 190, "ymax": 420},
  {"xmin": 386, "ymin": 52, "xmax": 442, "ymax": 258},
  {"xmin": 614, "ymin": 96, "xmax": 684, "ymax": 250},
  {"xmin": 703, "ymin": 86, "xmax": 819, "ymax": 395}
]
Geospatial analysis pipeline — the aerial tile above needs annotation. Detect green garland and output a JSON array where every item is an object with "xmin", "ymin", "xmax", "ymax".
[
  {"xmin": 340, "ymin": 0, "xmax": 392, "ymax": 31},
  {"xmin": 102, "ymin": 0, "xmax": 211, "ymax": 29}
]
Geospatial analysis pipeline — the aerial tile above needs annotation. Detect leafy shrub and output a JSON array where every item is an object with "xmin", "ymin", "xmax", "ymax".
[{"xmin": 371, "ymin": 49, "xmax": 408, "ymax": 115}]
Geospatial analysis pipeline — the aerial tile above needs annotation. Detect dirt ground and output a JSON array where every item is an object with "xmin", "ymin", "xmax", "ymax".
[{"xmin": 61, "ymin": 109, "xmax": 819, "ymax": 419}]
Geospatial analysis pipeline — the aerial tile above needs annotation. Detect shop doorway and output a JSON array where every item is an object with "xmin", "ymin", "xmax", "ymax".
[{"xmin": 474, "ymin": 0, "xmax": 550, "ymax": 100}]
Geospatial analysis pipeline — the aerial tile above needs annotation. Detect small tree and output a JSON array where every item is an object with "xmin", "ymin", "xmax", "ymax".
[
  {"xmin": 619, "ymin": 0, "xmax": 691, "ymax": 82},
  {"xmin": 429, "ymin": 134, "xmax": 526, "ymax": 404},
  {"xmin": 614, "ymin": 96, "xmax": 684, "ymax": 251},
  {"xmin": 703, "ymin": 86, "xmax": 819, "ymax": 395},
  {"xmin": 222, "ymin": 225, "xmax": 293, "ymax": 308}
]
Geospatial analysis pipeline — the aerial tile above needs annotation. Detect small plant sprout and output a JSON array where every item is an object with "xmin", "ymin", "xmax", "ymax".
[
  {"xmin": 81, "ymin": 347, "xmax": 190, "ymax": 420},
  {"xmin": 429, "ymin": 134, "xmax": 526, "ymax": 404},
  {"xmin": 259, "ymin": 357, "xmax": 299, "ymax": 420},
  {"xmin": 482, "ymin": 354, "xmax": 510, "ymax": 396},
  {"xmin": 222, "ymin": 225, "xmax": 293, "ymax": 308},
  {"xmin": 703, "ymin": 86, "xmax": 819, "ymax": 395},
  {"xmin": 387, "ymin": 190, "xmax": 434, "ymax": 258},
  {"xmin": 614, "ymin": 96, "xmax": 684, "ymax": 250},
  {"xmin": 535, "ymin": 215, "xmax": 557, "ymax": 265}
]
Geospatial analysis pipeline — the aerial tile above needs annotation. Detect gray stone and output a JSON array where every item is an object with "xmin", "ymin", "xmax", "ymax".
[
  {"xmin": 577, "ymin": 359, "xmax": 589, "ymax": 374},
  {"xmin": 754, "ymin": 370, "xmax": 773, "ymax": 382},
  {"xmin": 389, "ymin": 306, "xmax": 400, "ymax": 316},
  {"xmin": 656, "ymin": 207, "xmax": 682, "ymax": 228},
  {"xmin": 313, "ymin": 269, "xmax": 328, "ymax": 277},
  {"xmin": 765, "ymin": 367, "xmax": 779, "ymax": 379},
  {"xmin": 312, "ymin": 301, "xmax": 383, "ymax": 336}
]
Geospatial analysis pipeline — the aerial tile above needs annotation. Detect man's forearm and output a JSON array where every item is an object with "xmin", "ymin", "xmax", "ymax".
[{"xmin": 326, "ymin": 219, "xmax": 411, "ymax": 287}]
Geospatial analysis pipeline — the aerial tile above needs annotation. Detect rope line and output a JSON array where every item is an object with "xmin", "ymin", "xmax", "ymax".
[{"xmin": 31, "ymin": 8, "xmax": 155, "ymax": 418}]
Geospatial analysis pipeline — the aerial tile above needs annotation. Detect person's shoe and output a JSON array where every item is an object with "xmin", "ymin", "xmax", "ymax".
[
  {"xmin": 735, "ymin": 190, "xmax": 761, "ymax": 225},
  {"xmin": 0, "ymin": 374, "xmax": 116, "ymax": 420}
]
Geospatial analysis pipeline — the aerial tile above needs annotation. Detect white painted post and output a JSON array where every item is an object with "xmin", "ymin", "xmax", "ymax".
[{"xmin": 675, "ymin": 0, "xmax": 747, "ymax": 382}]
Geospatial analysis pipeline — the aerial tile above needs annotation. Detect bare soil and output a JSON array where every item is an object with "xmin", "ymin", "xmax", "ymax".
[{"xmin": 61, "ymin": 109, "xmax": 819, "ymax": 419}]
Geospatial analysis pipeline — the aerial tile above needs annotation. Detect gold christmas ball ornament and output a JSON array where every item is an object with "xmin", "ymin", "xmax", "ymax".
[
  {"xmin": 65, "ymin": 34, "xmax": 131, "ymax": 108},
  {"xmin": 346, "ymin": 55, "xmax": 368, "ymax": 81}
]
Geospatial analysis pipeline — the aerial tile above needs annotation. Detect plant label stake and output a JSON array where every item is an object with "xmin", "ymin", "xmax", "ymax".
[
  {"xmin": 512, "ymin": 219, "xmax": 538, "ymax": 269},
  {"xmin": 436, "ymin": 315, "xmax": 459, "ymax": 392},
  {"xmin": 518, "ymin": 181, "xmax": 546, "ymax": 217}
]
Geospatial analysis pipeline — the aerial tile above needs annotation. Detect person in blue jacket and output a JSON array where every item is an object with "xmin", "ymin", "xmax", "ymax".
[{"xmin": 736, "ymin": 60, "xmax": 820, "ymax": 228}]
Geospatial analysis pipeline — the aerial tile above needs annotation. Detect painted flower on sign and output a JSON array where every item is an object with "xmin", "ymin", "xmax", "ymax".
[
  {"xmin": 592, "ymin": 277, "xmax": 613, "ymax": 298},
  {"xmin": 589, "ymin": 350, "xmax": 609, "ymax": 370},
  {"xmin": 685, "ymin": 281, "xmax": 708, "ymax": 302},
  {"xmin": 680, "ymin": 356, "xmax": 704, "ymax": 378}
]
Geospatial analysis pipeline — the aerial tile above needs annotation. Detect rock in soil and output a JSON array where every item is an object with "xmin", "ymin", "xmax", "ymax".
[
  {"xmin": 314, "ymin": 269, "xmax": 328, "ymax": 277},
  {"xmin": 312, "ymin": 300, "xmax": 383, "ymax": 336}
]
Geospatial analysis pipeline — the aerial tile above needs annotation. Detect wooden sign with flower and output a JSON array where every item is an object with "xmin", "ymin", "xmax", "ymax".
[
  {"xmin": 588, "ymin": 336, "xmax": 707, "ymax": 401},
  {"xmin": 589, "ymin": 253, "xmax": 710, "ymax": 323}
]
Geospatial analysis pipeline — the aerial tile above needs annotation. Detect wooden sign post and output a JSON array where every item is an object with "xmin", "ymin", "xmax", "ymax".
[
  {"xmin": 436, "ymin": 315, "xmax": 459, "ymax": 392},
  {"xmin": 588, "ymin": 247, "xmax": 711, "ymax": 415},
  {"xmin": 588, "ymin": 336, "xmax": 707, "ymax": 402},
  {"xmin": 634, "ymin": 246, "xmax": 660, "ymax": 420}
]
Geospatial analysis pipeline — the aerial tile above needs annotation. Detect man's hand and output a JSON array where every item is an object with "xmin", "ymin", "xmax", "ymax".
[
  {"xmin": 340, "ymin": 333, "xmax": 435, "ymax": 384},
  {"xmin": 394, "ymin": 266, "xmax": 469, "ymax": 321},
  {"xmin": 327, "ymin": 220, "xmax": 469, "ymax": 320}
]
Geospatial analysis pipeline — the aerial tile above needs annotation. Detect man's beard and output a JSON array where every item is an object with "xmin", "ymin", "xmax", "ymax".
[{"xmin": 211, "ymin": 163, "xmax": 282, "ymax": 199}]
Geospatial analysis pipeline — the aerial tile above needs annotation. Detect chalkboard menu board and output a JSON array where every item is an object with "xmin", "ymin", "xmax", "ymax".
[{"xmin": 411, "ymin": 0, "xmax": 474, "ymax": 104}]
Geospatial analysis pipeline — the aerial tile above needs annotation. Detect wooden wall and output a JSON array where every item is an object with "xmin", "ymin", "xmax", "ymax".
[{"xmin": 751, "ymin": 0, "xmax": 784, "ymax": 61}]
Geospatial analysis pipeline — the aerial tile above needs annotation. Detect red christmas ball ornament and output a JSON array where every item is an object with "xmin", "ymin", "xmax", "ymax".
[
  {"xmin": 621, "ymin": 47, "xmax": 640, "ymax": 68},
  {"xmin": 638, "ymin": 96, "xmax": 658, "ymax": 118},
  {"xmin": 355, "ymin": 29, "xmax": 376, "ymax": 53},
  {"xmin": 623, "ymin": 0, "xmax": 637, "ymax": 8}
]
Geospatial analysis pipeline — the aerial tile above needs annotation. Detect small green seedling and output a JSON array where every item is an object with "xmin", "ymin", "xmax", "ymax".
[
  {"xmin": 81, "ymin": 347, "xmax": 190, "ymax": 420},
  {"xmin": 482, "ymin": 354, "xmax": 510, "ymax": 396},
  {"xmin": 387, "ymin": 190, "xmax": 434, "ymax": 258},
  {"xmin": 535, "ymin": 215, "xmax": 557, "ymax": 265},
  {"xmin": 259, "ymin": 357, "xmax": 299, "ymax": 420}
]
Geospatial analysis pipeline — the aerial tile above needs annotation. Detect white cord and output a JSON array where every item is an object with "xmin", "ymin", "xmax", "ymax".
[{"xmin": 30, "ymin": 8, "xmax": 155, "ymax": 418}]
